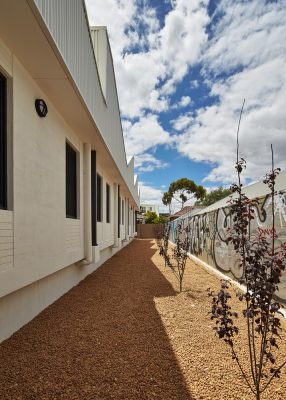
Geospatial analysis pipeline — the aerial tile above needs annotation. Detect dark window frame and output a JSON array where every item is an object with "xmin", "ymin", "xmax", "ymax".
[
  {"xmin": 65, "ymin": 141, "xmax": 78, "ymax": 219},
  {"xmin": 0, "ymin": 73, "xmax": 7, "ymax": 210},
  {"xmin": 122, "ymin": 198, "xmax": 124, "ymax": 225},
  {"xmin": 127, "ymin": 201, "xmax": 129, "ymax": 227},
  {"xmin": 117, "ymin": 185, "xmax": 120, "ymax": 238},
  {"xmin": 106, "ymin": 183, "xmax": 110, "ymax": 223},
  {"xmin": 91, "ymin": 151, "xmax": 97, "ymax": 245},
  {"xmin": 97, "ymin": 174, "xmax": 102, "ymax": 222}
]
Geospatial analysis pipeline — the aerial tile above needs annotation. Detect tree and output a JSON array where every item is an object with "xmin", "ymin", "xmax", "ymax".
[
  {"xmin": 144, "ymin": 211, "xmax": 158, "ymax": 224},
  {"xmin": 162, "ymin": 191, "xmax": 172, "ymax": 214},
  {"xmin": 157, "ymin": 222, "xmax": 190, "ymax": 292},
  {"xmin": 199, "ymin": 186, "xmax": 231, "ymax": 207},
  {"xmin": 144, "ymin": 211, "xmax": 167, "ymax": 224},
  {"xmin": 157, "ymin": 215, "xmax": 167, "ymax": 223},
  {"xmin": 162, "ymin": 178, "xmax": 206, "ymax": 211}
]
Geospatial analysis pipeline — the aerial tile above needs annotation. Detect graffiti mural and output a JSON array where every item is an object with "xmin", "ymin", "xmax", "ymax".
[{"xmin": 170, "ymin": 191, "xmax": 286, "ymax": 302}]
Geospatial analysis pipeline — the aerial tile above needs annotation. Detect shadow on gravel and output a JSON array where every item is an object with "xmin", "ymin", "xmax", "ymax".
[{"xmin": 0, "ymin": 239, "xmax": 193, "ymax": 400}]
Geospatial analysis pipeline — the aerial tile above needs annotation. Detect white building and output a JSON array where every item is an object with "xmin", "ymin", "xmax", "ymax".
[
  {"xmin": 0, "ymin": 0, "xmax": 139, "ymax": 342},
  {"xmin": 140, "ymin": 203, "xmax": 160, "ymax": 216}
]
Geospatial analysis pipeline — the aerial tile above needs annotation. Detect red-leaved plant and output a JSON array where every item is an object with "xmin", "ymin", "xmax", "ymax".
[
  {"xmin": 157, "ymin": 222, "xmax": 190, "ymax": 292},
  {"xmin": 208, "ymin": 101, "xmax": 286, "ymax": 399}
]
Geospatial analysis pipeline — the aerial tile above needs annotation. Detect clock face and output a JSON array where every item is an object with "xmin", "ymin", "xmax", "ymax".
[{"xmin": 35, "ymin": 99, "xmax": 48, "ymax": 117}]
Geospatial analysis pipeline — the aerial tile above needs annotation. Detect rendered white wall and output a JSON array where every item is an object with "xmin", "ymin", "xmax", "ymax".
[{"xmin": 0, "ymin": 238, "xmax": 132, "ymax": 343}]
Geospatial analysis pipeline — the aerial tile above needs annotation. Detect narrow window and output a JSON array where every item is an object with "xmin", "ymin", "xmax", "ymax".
[
  {"xmin": 0, "ymin": 73, "xmax": 7, "ymax": 210},
  {"xmin": 117, "ymin": 186, "xmax": 120, "ymax": 238},
  {"xmin": 97, "ymin": 174, "xmax": 102, "ymax": 222},
  {"xmin": 106, "ymin": 183, "xmax": 110, "ymax": 223},
  {"xmin": 66, "ymin": 142, "xmax": 77, "ymax": 218},
  {"xmin": 122, "ymin": 199, "xmax": 124, "ymax": 224},
  {"xmin": 127, "ymin": 201, "xmax": 129, "ymax": 228},
  {"xmin": 91, "ymin": 151, "xmax": 97, "ymax": 245}
]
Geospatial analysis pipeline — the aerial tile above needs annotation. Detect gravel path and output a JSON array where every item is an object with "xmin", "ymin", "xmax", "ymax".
[{"xmin": 0, "ymin": 239, "xmax": 286, "ymax": 399}]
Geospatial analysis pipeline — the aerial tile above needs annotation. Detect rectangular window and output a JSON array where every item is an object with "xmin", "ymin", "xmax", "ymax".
[
  {"xmin": 117, "ymin": 186, "xmax": 120, "ymax": 238},
  {"xmin": 122, "ymin": 199, "xmax": 124, "ymax": 224},
  {"xmin": 91, "ymin": 151, "xmax": 97, "ymax": 245},
  {"xmin": 97, "ymin": 174, "xmax": 102, "ymax": 222},
  {"xmin": 66, "ymin": 142, "xmax": 77, "ymax": 218},
  {"xmin": 106, "ymin": 183, "xmax": 110, "ymax": 223},
  {"xmin": 0, "ymin": 73, "xmax": 7, "ymax": 210}
]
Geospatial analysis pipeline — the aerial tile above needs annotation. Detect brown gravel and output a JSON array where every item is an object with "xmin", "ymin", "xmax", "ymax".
[{"xmin": 0, "ymin": 239, "xmax": 286, "ymax": 400}]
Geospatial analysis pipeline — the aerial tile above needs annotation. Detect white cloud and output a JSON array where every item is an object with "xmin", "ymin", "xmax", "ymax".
[
  {"xmin": 86, "ymin": 0, "xmax": 209, "ymax": 118},
  {"xmin": 175, "ymin": 0, "xmax": 286, "ymax": 183},
  {"xmin": 190, "ymin": 79, "xmax": 199, "ymax": 88},
  {"xmin": 85, "ymin": 0, "xmax": 137, "ymax": 56},
  {"xmin": 179, "ymin": 96, "xmax": 191, "ymax": 107},
  {"xmin": 203, "ymin": 0, "xmax": 286, "ymax": 77},
  {"xmin": 135, "ymin": 153, "xmax": 169, "ymax": 173},
  {"xmin": 85, "ymin": 0, "xmax": 210, "ymax": 188},
  {"xmin": 172, "ymin": 95, "xmax": 192, "ymax": 110},
  {"xmin": 159, "ymin": 0, "xmax": 209, "ymax": 95},
  {"xmin": 122, "ymin": 114, "xmax": 172, "ymax": 158},
  {"xmin": 171, "ymin": 112, "xmax": 193, "ymax": 131},
  {"xmin": 85, "ymin": 0, "xmax": 286, "ymax": 188},
  {"xmin": 115, "ymin": 52, "xmax": 167, "ymax": 118},
  {"xmin": 139, "ymin": 182, "xmax": 165, "ymax": 208},
  {"xmin": 139, "ymin": 181, "xmax": 198, "ymax": 214}
]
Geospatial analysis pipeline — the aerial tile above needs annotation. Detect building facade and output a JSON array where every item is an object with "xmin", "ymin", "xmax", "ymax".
[
  {"xmin": 140, "ymin": 204, "xmax": 160, "ymax": 216},
  {"xmin": 0, "ymin": 0, "xmax": 139, "ymax": 342}
]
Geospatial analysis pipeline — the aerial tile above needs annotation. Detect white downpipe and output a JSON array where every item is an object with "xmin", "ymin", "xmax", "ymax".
[{"xmin": 127, "ymin": 199, "xmax": 130, "ymax": 237}]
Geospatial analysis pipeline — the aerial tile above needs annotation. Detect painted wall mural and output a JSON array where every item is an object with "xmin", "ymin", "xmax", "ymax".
[{"xmin": 170, "ymin": 191, "xmax": 286, "ymax": 302}]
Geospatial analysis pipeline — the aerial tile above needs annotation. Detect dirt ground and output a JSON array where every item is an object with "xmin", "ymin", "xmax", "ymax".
[{"xmin": 0, "ymin": 239, "xmax": 286, "ymax": 400}]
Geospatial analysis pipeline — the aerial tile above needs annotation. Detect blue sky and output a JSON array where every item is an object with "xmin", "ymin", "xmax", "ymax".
[{"xmin": 85, "ymin": 0, "xmax": 286, "ymax": 211}]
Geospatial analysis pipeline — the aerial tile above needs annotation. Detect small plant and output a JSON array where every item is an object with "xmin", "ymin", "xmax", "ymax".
[
  {"xmin": 208, "ymin": 101, "xmax": 286, "ymax": 399},
  {"xmin": 155, "ymin": 222, "xmax": 171, "ymax": 266},
  {"xmin": 162, "ymin": 222, "xmax": 171, "ymax": 265},
  {"xmin": 154, "ymin": 223, "xmax": 164, "ymax": 250},
  {"xmin": 163, "ymin": 222, "xmax": 190, "ymax": 292}
]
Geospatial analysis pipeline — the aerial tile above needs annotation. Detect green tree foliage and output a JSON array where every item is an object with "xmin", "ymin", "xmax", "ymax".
[
  {"xmin": 144, "ymin": 211, "xmax": 158, "ymax": 224},
  {"xmin": 144, "ymin": 211, "xmax": 167, "ymax": 224},
  {"xmin": 199, "ymin": 186, "xmax": 231, "ymax": 207},
  {"xmin": 162, "ymin": 191, "xmax": 172, "ymax": 213},
  {"xmin": 157, "ymin": 215, "xmax": 167, "ymax": 223},
  {"xmin": 162, "ymin": 178, "xmax": 206, "ymax": 211}
]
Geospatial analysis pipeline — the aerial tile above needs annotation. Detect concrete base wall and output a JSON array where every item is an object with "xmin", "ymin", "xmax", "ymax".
[{"xmin": 0, "ymin": 238, "xmax": 133, "ymax": 343}]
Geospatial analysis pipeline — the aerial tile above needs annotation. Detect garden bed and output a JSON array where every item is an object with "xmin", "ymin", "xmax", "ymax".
[{"xmin": 0, "ymin": 239, "xmax": 285, "ymax": 399}]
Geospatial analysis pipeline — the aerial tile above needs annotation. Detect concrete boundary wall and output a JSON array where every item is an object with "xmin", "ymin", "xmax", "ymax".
[{"xmin": 169, "ymin": 174, "xmax": 286, "ymax": 302}]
